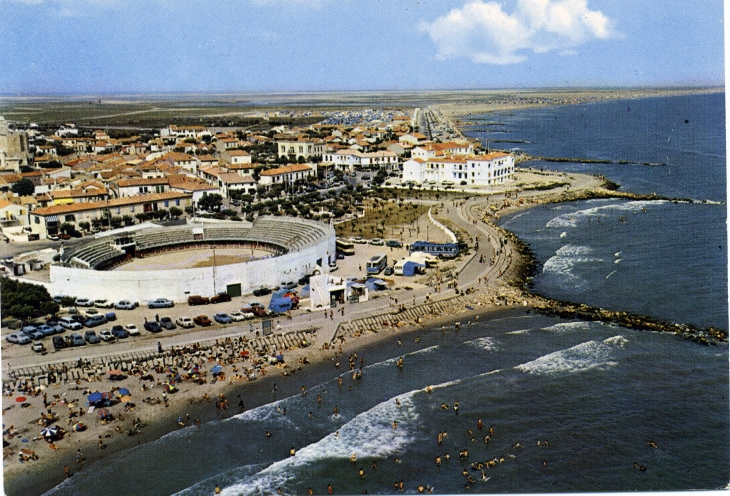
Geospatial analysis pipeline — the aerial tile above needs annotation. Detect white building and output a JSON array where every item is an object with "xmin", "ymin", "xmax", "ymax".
[
  {"xmin": 403, "ymin": 152, "xmax": 514, "ymax": 187},
  {"xmin": 277, "ymin": 139, "xmax": 325, "ymax": 160},
  {"xmin": 411, "ymin": 141, "xmax": 474, "ymax": 160},
  {"xmin": 322, "ymin": 150, "xmax": 400, "ymax": 172},
  {"xmin": 259, "ymin": 163, "xmax": 316, "ymax": 187}
]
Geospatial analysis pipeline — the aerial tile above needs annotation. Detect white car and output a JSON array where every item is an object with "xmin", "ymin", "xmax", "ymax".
[
  {"xmin": 115, "ymin": 300, "xmax": 138, "ymax": 310},
  {"xmin": 229, "ymin": 311, "xmax": 252, "ymax": 321},
  {"xmin": 175, "ymin": 316, "xmax": 194, "ymax": 328},
  {"xmin": 124, "ymin": 324, "xmax": 140, "ymax": 336},
  {"xmin": 94, "ymin": 299, "xmax": 114, "ymax": 308},
  {"xmin": 32, "ymin": 341, "xmax": 46, "ymax": 353},
  {"xmin": 370, "ymin": 238, "xmax": 384, "ymax": 246},
  {"xmin": 6, "ymin": 333, "xmax": 32, "ymax": 345},
  {"xmin": 98, "ymin": 329, "xmax": 115, "ymax": 342},
  {"xmin": 75, "ymin": 298, "xmax": 93, "ymax": 307}
]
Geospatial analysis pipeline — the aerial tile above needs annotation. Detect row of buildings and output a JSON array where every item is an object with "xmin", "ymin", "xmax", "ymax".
[{"xmin": 0, "ymin": 111, "xmax": 513, "ymax": 240}]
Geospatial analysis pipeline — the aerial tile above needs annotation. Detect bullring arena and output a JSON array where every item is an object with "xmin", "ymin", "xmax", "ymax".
[{"xmin": 50, "ymin": 216, "xmax": 335, "ymax": 303}]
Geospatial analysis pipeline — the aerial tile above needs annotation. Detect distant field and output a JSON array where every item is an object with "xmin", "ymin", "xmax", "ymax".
[{"xmin": 0, "ymin": 87, "xmax": 718, "ymax": 126}]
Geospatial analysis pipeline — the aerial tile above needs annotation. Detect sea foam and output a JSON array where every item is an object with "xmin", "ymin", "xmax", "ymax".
[
  {"xmin": 219, "ymin": 393, "xmax": 421, "ymax": 495},
  {"xmin": 515, "ymin": 336, "xmax": 626, "ymax": 375}
]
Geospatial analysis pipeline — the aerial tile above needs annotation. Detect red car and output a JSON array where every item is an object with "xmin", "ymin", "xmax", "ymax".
[
  {"xmin": 193, "ymin": 315, "xmax": 212, "ymax": 326},
  {"xmin": 210, "ymin": 293, "xmax": 232, "ymax": 304},
  {"xmin": 188, "ymin": 295, "xmax": 210, "ymax": 306}
]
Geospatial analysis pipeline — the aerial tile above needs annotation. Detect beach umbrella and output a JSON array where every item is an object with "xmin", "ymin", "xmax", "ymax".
[
  {"xmin": 73, "ymin": 422, "xmax": 86, "ymax": 432},
  {"xmin": 107, "ymin": 369, "xmax": 123, "ymax": 375},
  {"xmin": 97, "ymin": 408, "xmax": 111, "ymax": 419},
  {"xmin": 15, "ymin": 396, "xmax": 27, "ymax": 403},
  {"xmin": 40, "ymin": 426, "xmax": 58, "ymax": 438},
  {"xmin": 120, "ymin": 395, "xmax": 132, "ymax": 403},
  {"xmin": 101, "ymin": 392, "xmax": 114, "ymax": 401},
  {"xmin": 87, "ymin": 392, "xmax": 103, "ymax": 403},
  {"xmin": 276, "ymin": 355, "xmax": 284, "ymax": 363},
  {"xmin": 117, "ymin": 388, "xmax": 130, "ymax": 396},
  {"xmin": 210, "ymin": 364, "xmax": 223, "ymax": 375},
  {"xmin": 239, "ymin": 350, "xmax": 250, "ymax": 358}
]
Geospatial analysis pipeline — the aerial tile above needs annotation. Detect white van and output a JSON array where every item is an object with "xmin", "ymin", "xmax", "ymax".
[{"xmin": 59, "ymin": 316, "xmax": 82, "ymax": 330}]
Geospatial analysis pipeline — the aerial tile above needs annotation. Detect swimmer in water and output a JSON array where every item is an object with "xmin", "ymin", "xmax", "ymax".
[{"xmin": 350, "ymin": 453, "xmax": 357, "ymax": 463}]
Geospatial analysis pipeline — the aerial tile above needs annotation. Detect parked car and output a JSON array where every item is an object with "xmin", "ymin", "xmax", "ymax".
[
  {"xmin": 98, "ymin": 329, "xmax": 115, "ymax": 342},
  {"xmin": 36, "ymin": 324, "xmax": 57, "ymax": 336},
  {"xmin": 6, "ymin": 333, "xmax": 31, "ymax": 345},
  {"xmin": 111, "ymin": 326, "xmax": 129, "ymax": 339},
  {"xmin": 159, "ymin": 317, "xmax": 176, "ymax": 330},
  {"xmin": 175, "ymin": 316, "xmax": 194, "ymax": 328},
  {"xmin": 85, "ymin": 315, "xmax": 107, "ymax": 327},
  {"xmin": 71, "ymin": 314, "xmax": 88, "ymax": 325},
  {"xmin": 94, "ymin": 299, "xmax": 114, "ymax": 308},
  {"xmin": 124, "ymin": 324, "xmax": 140, "ymax": 336},
  {"xmin": 352, "ymin": 236, "xmax": 367, "ymax": 244},
  {"xmin": 31, "ymin": 341, "xmax": 46, "ymax": 352},
  {"xmin": 241, "ymin": 303, "xmax": 269, "ymax": 317},
  {"xmin": 75, "ymin": 298, "xmax": 93, "ymax": 307},
  {"xmin": 193, "ymin": 315, "xmax": 213, "ymax": 326},
  {"xmin": 148, "ymin": 298, "xmax": 174, "ymax": 309},
  {"xmin": 143, "ymin": 321, "xmax": 163, "ymax": 333},
  {"xmin": 370, "ymin": 238, "xmax": 384, "ymax": 246},
  {"xmin": 280, "ymin": 281, "xmax": 297, "ymax": 290},
  {"xmin": 115, "ymin": 300, "xmax": 138, "ymax": 310},
  {"xmin": 105, "ymin": 312, "xmax": 117, "ymax": 322},
  {"xmin": 52, "ymin": 336, "xmax": 67, "ymax": 349},
  {"xmin": 386, "ymin": 240, "xmax": 402, "ymax": 248},
  {"xmin": 84, "ymin": 308, "xmax": 100, "ymax": 316},
  {"xmin": 210, "ymin": 293, "xmax": 232, "ymax": 304},
  {"xmin": 22, "ymin": 327, "xmax": 45, "ymax": 341},
  {"xmin": 187, "ymin": 295, "xmax": 210, "ymax": 306},
  {"xmin": 328, "ymin": 262, "xmax": 339, "ymax": 272},
  {"xmin": 384, "ymin": 266, "xmax": 394, "ymax": 276},
  {"xmin": 229, "ymin": 311, "xmax": 251, "ymax": 321},
  {"xmin": 84, "ymin": 330, "xmax": 100, "ymax": 344},
  {"xmin": 69, "ymin": 333, "xmax": 86, "ymax": 346},
  {"xmin": 59, "ymin": 316, "xmax": 82, "ymax": 330},
  {"xmin": 214, "ymin": 312, "xmax": 232, "ymax": 324},
  {"xmin": 253, "ymin": 287, "xmax": 271, "ymax": 296}
]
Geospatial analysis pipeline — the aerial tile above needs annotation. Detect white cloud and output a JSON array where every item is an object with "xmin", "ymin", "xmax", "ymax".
[{"xmin": 419, "ymin": 0, "xmax": 621, "ymax": 65}]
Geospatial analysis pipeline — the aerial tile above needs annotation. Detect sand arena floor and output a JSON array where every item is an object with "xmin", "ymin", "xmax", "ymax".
[{"xmin": 113, "ymin": 247, "xmax": 275, "ymax": 271}]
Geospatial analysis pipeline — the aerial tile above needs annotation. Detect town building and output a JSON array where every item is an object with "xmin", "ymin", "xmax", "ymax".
[
  {"xmin": 402, "ymin": 152, "xmax": 514, "ymax": 187},
  {"xmin": 277, "ymin": 139, "xmax": 325, "ymax": 161},
  {"xmin": 259, "ymin": 163, "xmax": 316, "ymax": 187},
  {"xmin": 29, "ymin": 191, "xmax": 193, "ymax": 238}
]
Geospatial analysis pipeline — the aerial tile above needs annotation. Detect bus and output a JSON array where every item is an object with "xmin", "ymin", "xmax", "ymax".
[
  {"xmin": 336, "ymin": 238, "xmax": 355, "ymax": 256},
  {"xmin": 408, "ymin": 241, "xmax": 460, "ymax": 259},
  {"xmin": 366, "ymin": 253, "xmax": 387, "ymax": 275}
]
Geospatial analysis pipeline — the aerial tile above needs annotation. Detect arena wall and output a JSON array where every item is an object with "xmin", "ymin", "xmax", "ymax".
[{"xmin": 49, "ymin": 234, "xmax": 335, "ymax": 303}]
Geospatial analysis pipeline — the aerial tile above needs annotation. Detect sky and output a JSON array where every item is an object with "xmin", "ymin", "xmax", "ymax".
[{"xmin": 0, "ymin": 0, "xmax": 724, "ymax": 94}]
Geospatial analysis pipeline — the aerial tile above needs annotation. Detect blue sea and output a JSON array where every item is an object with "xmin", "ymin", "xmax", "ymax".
[{"xmin": 39, "ymin": 93, "xmax": 729, "ymax": 495}]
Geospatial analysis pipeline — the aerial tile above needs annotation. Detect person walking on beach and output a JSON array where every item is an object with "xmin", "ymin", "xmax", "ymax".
[
  {"xmin": 64, "ymin": 465, "xmax": 70, "ymax": 478},
  {"xmin": 157, "ymin": 341, "xmax": 163, "ymax": 354}
]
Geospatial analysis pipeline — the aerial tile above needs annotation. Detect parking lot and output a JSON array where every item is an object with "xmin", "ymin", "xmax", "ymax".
[{"xmin": 1, "ymin": 236, "xmax": 441, "ymax": 367}]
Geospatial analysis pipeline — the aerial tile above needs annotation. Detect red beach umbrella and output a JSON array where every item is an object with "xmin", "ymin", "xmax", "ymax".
[{"xmin": 15, "ymin": 396, "xmax": 27, "ymax": 403}]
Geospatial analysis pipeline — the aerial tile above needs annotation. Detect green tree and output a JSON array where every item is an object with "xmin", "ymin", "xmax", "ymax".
[
  {"xmin": 11, "ymin": 178, "xmax": 34, "ymax": 196},
  {"xmin": 60, "ymin": 296, "xmax": 77, "ymax": 308},
  {"xmin": 122, "ymin": 215, "xmax": 134, "ymax": 226},
  {"xmin": 78, "ymin": 221, "xmax": 90, "ymax": 232},
  {"xmin": 59, "ymin": 222, "xmax": 75, "ymax": 235},
  {"xmin": 1, "ymin": 277, "xmax": 56, "ymax": 321},
  {"xmin": 169, "ymin": 206, "xmax": 183, "ymax": 218},
  {"xmin": 110, "ymin": 216, "xmax": 123, "ymax": 229},
  {"xmin": 198, "ymin": 193, "xmax": 223, "ymax": 212}
]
